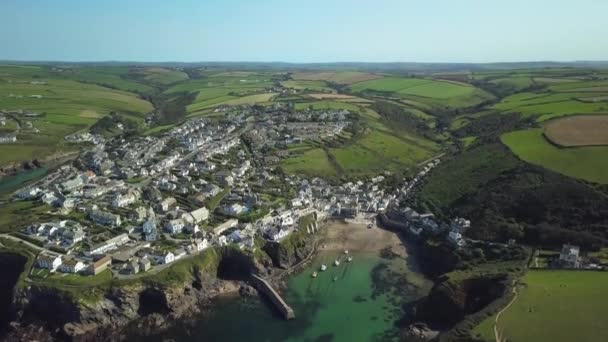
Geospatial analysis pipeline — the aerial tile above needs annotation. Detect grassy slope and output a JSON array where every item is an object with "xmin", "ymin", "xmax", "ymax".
[
  {"xmin": 282, "ymin": 102, "xmax": 439, "ymax": 178},
  {"xmin": 349, "ymin": 77, "xmax": 493, "ymax": 108},
  {"xmin": 165, "ymin": 73, "xmax": 274, "ymax": 114},
  {"xmin": 281, "ymin": 148, "xmax": 337, "ymax": 178},
  {"xmin": 475, "ymin": 270, "xmax": 608, "ymax": 342},
  {"xmin": 501, "ymin": 129, "xmax": 608, "ymax": 184},
  {"xmin": 421, "ymin": 144, "xmax": 519, "ymax": 209},
  {"xmin": 0, "ymin": 71, "xmax": 153, "ymax": 165},
  {"xmin": 280, "ymin": 80, "xmax": 334, "ymax": 92}
]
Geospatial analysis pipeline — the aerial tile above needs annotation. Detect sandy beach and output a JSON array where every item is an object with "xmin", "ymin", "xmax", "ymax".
[{"xmin": 317, "ymin": 220, "xmax": 407, "ymax": 257}]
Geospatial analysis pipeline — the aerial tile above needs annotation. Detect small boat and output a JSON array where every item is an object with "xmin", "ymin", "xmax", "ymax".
[
  {"xmin": 333, "ymin": 276, "xmax": 338, "ymax": 282},
  {"xmin": 344, "ymin": 250, "xmax": 349, "ymax": 255},
  {"xmin": 312, "ymin": 271, "xmax": 318, "ymax": 278},
  {"xmin": 320, "ymin": 264, "xmax": 327, "ymax": 271},
  {"xmin": 334, "ymin": 259, "xmax": 340, "ymax": 266},
  {"xmin": 347, "ymin": 256, "xmax": 353, "ymax": 262}
]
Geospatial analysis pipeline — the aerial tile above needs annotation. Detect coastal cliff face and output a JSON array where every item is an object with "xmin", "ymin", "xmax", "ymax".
[
  {"xmin": 263, "ymin": 231, "xmax": 315, "ymax": 269},
  {"xmin": 412, "ymin": 275, "xmax": 508, "ymax": 330},
  {"xmin": 5, "ymin": 247, "xmax": 267, "ymax": 342}
]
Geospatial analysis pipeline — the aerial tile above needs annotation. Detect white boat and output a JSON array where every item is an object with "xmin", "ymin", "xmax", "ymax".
[
  {"xmin": 334, "ymin": 259, "xmax": 340, "ymax": 266},
  {"xmin": 347, "ymin": 256, "xmax": 353, "ymax": 262},
  {"xmin": 312, "ymin": 271, "xmax": 318, "ymax": 278},
  {"xmin": 320, "ymin": 264, "xmax": 327, "ymax": 271},
  {"xmin": 344, "ymin": 250, "xmax": 349, "ymax": 255}
]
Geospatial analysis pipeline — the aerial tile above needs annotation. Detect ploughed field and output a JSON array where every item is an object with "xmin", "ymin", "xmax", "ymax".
[{"xmin": 544, "ymin": 115, "xmax": 608, "ymax": 147}]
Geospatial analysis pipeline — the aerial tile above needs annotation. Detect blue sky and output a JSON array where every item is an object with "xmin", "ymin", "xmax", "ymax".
[{"xmin": 1, "ymin": 0, "xmax": 607, "ymax": 63}]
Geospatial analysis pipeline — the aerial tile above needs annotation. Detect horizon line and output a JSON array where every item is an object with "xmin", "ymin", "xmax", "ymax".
[{"xmin": 1, "ymin": 59, "xmax": 608, "ymax": 65}]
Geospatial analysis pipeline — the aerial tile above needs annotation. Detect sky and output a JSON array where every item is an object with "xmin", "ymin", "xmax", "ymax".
[{"xmin": 1, "ymin": 0, "xmax": 607, "ymax": 63}]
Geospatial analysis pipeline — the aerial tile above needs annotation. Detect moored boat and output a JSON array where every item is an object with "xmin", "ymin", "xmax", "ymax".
[
  {"xmin": 333, "ymin": 276, "xmax": 338, "ymax": 282},
  {"xmin": 334, "ymin": 259, "xmax": 340, "ymax": 266},
  {"xmin": 312, "ymin": 271, "xmax": 318, "ymax": 278},
  {"xmin": 344, "ymin": 250, "xmax": 349, "ymax": 255},
  {"xmin": 347, "ymin": 256, "xmax": 353, "ymax": 262},
  {"xmin": 320, "ymin": 264, "xmax": 327, "ymax": 271}
]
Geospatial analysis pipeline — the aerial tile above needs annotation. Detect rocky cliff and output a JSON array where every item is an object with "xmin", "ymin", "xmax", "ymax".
[
  {"xmin": 5, "ymin": 247, "xmax": 268, "ymax": 342},
  {"xmin": 262, "ymin": 231, "xmax": 315, "ymax": 269}
]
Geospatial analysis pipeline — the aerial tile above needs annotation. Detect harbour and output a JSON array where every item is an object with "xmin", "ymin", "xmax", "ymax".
[{"xmin": 141, "ymin": 222, "xmax": 434, "ymax": 342}]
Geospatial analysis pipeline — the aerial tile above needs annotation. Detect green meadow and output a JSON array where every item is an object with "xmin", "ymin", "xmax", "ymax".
[
  {"xmin": 349, "ymin": 76, "xmax": 493, "ymax": 108},
  {"xmin": 282, "ymin": 100, "xmax": 440, "ymax": 178},
  {"xmin": 280, "ymin": 80, "xmax": 334, "ymax": 92},
  {"xmin": 501, "ymin": 128, "xmax": 608, "ymax": 184},
  {"xmin": 474, "ymin": 270, "xmax": 608, "ymax": 342},
  {"xmin": 0, "ymin": 68, "xmax": 153, "ymax": 164},
  {"xmin": 165, "ymin": 72, "xmax": 275, "ymax": 115},
  {"xmin": 281, "ymin": 148, "xmax": 337, "ymax": 178}
]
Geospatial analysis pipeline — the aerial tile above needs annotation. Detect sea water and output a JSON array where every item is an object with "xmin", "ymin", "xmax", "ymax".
[{"xmin": 147, "ymin": 250, "xmax": 432, "ymax": 342}]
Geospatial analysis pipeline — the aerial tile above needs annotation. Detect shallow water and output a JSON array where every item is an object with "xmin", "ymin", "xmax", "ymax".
[{"xmin": 146, "ymin": 249, "xmax": 432, "ymax": 342}]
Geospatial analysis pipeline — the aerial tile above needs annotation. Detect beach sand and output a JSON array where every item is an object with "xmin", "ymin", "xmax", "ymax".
[{"xmin": 318, "ymin": 220, "xmax": 407, "ymax": 257}]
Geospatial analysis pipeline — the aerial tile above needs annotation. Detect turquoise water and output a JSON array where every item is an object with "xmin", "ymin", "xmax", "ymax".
[
  {"xmin": 147, "ymin": 250, "xmax": 432, "ymax": 342},
  {"xmin": 0, "ymin": 167, "xmax": 47, "ymax": 195}
]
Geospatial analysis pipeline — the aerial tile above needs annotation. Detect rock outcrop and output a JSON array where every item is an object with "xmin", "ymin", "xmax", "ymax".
[
  {"xmin": 7, "ymin": 247, "xmax": 268, "ymax": 341},
  {"xmin": 263, "ymin": 231, "xmax": 314, "ymax": 269}
]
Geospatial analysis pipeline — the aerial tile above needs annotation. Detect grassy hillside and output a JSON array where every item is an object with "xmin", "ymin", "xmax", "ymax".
[
  {"xmin": 475, "ymin": 270, "xmax": 608, "ymax": 342},
  {"xmin": 281, "ymin": 102, "xmax": 440, "ymax": 179},
  {"xmin": 349, "ymin": 77, "xmax": 493, "ymax": 108},
  {"xmin": 0, "ymin": 69, "xmax": 154, "ymax": 165},
  {"xmin": 501, "ymin": 128, "xmax": 608, "ymax": 184},
  {"xmin": 164, "ymin": 72, "xmax": 275, "ymax": 116}
]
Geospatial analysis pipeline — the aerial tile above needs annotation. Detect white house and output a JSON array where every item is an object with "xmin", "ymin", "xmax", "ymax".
[
  {"xmin": 155, "ymin": 252, "xmax": 175, "ymax": 265},
  {"xmin": 183, "ymin": 207, "xmax": 209, "ymax": 224},
  {"xmin": 222, "ymin": 203, "xmax": 246, "ymax": 217},
  {"xmin": 37, "ymin": 254, "xmax": 62, "ymax": 271},
  {"xmin": 159, "ymin": 197, "xmax": 177, "ymax": 212},
  {"xmin": 59, "ymin": 258, "xmax": 86, "ymax": 273},
  {"xmin": 165, "ymin": 219, "xmax": 185, "ymax": 234},
  {"xmin": 173, "ymin": 248, "xmax": 187, "ymax": 260},
  {"xmin": 218, "ymin": 235, "xmax": 228, "ymax": 246},
  {"xmin": 89, "ymin": 233, "xmax": 130, "ymax": 255},
  {"xmin": 267, "ymin": 227, "xmax": 291, "ymax": 241},
  {"xmin": 447, "ymin": 231, "xmax": 465, "ymax": 247}
]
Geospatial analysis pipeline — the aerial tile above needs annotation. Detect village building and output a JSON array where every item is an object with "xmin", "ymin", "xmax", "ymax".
[
  {"xmin": 89, "ymin": 209, "xmax": 122, "ymax": 227},
  {"xmin": 59, "ymin": 258, "xmax": 86, "ymax": 273},
  {"xmin": 88, "ymin": 255, "xmax": 112, "ymax": 275},
  {"xmin": 89, "ymin": 233, "xmax": 130, "ymax": 255},
  {"xmin": 37, "ymin": 253, "xmax": 62, "ymax": 271},
  {"xmin": 558, "ymin": 244, "xmax": 581, "ymax": 268}
]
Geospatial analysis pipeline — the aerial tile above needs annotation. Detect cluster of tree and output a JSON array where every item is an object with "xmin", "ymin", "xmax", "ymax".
[
  {"xmin": 89, "ymin": 112, "xmax": 138, "ymax": 135},
  {"xmin": 453, "ymin": 112, "xmax": 532, "ymax": 142},
  {"xmin": 371, "ymin": 100, "xmax": 431, "ymax": 133},
  {"xmin": 153, "ymin": 91, "xmax": 197, "ymax": 124},
  {"xmin": 431, "ymin": 146, "xmax": 608, "ymax": 251}
]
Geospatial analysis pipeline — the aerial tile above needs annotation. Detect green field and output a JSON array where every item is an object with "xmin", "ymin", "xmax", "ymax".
[
  {"xmin": 0, "ymin": 69, "xmax": 154, "ymax": 164},
  {"xmin": 137, "ymin": 67, "xmax": 189, "ymax": 85},
  {"xmin": 291, "ymin": 71, "xmax": 382, "ymax": 85},
  {"xmin": 293, "ymin": 100, "xmax": 362, "ymax": 111},
  {"xmin": 165, "ymin": 72, "xmax": 275, "ymax": 114},
  {"xmin": 281, "ymin": 148, "xmax": 337, "ymax": 178},
  {"xmin": 474, "ymin": 270, "xmax": 608, "ymax": 342},
  {"xmin": 349, "ymin": 77, "xmax": 492, "ymax": 108},
  {"xmin": 282, "ymin": 101, "xmax": 440, "ymax": 178},
  {"xmin": 501, "ymin": 128, "xmax": 608, "ymax": 184},
  {"xmin": 280, "ymin": 80, "xmax": 334, "ymax": 92}
]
